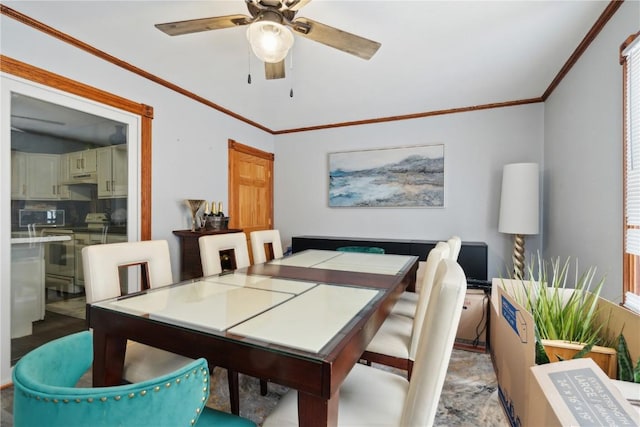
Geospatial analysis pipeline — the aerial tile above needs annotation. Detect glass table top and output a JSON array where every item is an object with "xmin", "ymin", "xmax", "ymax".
[
  {"xmin": 93, "ymin": 272, "xmax": 382, "ymax": 356},
  {"xmin": 228, "ymin": 284, "xmax": 379, "ymax": 353},
  {"xmin": 268, "ymin": 249, "xmax": 414, "ymax": 275}
]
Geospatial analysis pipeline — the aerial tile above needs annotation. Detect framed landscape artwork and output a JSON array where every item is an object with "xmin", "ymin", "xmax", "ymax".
[{"xmin": 328, "ymin": 144, "xmax": 445, "ymax": 208}]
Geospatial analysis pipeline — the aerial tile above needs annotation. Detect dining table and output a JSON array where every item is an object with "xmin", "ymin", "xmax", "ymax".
[{"xmin": 86, "ymin": 249, "xmax": 418, "ymax": 427}]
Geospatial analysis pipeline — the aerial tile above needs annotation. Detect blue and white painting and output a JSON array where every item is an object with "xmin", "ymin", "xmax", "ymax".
[{"xmin": 328, "ymin": 144, "xmax": 444, "ymax": 208}]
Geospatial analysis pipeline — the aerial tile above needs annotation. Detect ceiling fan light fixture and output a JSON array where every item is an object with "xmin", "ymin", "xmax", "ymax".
[{"xmin": 246, "ymin": 20, "xmax": 294, "ymax": 63}]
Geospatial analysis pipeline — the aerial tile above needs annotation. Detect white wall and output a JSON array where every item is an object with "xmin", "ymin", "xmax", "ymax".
[
  {"xmin": 273, "ymin": 104, "xmax": 544, "ymax": 279},
  {"xmin": 0, "ymin": 14, "xmax": 273, "ymax": 385},
  {"xmin": 544, "ymin": 0, "xmax": 638, "ymax": 303},
  {"xmin": 0, "ymin": 13, "xmax": 274, "ymax": 276}
]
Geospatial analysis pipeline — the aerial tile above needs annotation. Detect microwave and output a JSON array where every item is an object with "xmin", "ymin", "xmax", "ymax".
[{"xmin": 18, "ymin": 209, "xmax": 65, "ymax": 228}]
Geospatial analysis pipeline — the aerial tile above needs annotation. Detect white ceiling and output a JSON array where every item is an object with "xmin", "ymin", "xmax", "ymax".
[{"xmin": 4, "ymin": 0, "xmax": 610, "ymax": 133}]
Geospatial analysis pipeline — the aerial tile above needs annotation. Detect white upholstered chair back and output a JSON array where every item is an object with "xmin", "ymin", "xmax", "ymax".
[
  {"xmin": 249, "ymin": 230, "xmax": 283, "ymax": 264},
  {"xmin": 447, "ymin": 235, "xmax": 462, "ymax": 261},
  {"xmin": 409, "ymin": 241, "xmax": 450, "ymax": 359},
  {"xmin": 82, "ymin": 239, "xmax": 173, "ymax": 303},
  {"xmin": 199, "ymin": 232, "xmax": 250, "ymax": 277},
  {"xmin": 82, "ymin": 240, "xmax": 199, "ymax": 387},
  {"xmin": 400, "ymin": 258, "xmax": 467, "ymax": 426}
]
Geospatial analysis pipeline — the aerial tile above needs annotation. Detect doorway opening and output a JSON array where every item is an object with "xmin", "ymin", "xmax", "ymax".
[{"xmin": 2, "ymin": 74, "xmax": 141, "ymax": 376}]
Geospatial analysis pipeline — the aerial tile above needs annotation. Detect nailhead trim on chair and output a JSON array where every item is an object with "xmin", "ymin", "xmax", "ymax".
[{"xmin": 18, "ymin": 365, "xmax": 210, "ymax": 426}]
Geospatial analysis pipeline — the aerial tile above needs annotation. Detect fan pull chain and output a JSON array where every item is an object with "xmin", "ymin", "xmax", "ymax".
[
  {"xmin": 247, "ymin": 45, "xmax": 252, "ymax": 84},
  {"xmin": 289, "ymin": 51, "xmax": 294, "ymax": 98}
]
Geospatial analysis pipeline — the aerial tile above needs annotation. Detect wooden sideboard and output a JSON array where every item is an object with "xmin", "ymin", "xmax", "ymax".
[{"xmin": 173, "ymin": 229, "xmax": 242, "ymax": 280}]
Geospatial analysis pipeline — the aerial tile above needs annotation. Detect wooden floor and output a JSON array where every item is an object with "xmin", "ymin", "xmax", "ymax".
[
  {"xmin": 4, "ymin": 309, "xmax": 86, "ymax": 426},
  {"xmin": 10, "ymin": 310, "xmax": 86, "ymax": 366}
]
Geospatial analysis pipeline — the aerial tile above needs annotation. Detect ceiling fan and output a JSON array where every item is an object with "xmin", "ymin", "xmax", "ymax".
[{"xmin": 155, "ymin": 0, "xmax": 381, "ymax": 80}]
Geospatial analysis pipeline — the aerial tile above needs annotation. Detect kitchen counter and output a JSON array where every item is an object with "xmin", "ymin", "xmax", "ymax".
[
  {"xmin": 11, "ymin": 238, "xmax": 51, "ymax": 338},
  {"xmin": 70, "ymin": 227, "xmax": 127, "ymax": 235},
  {"xmin": 10, "ymin": 235, "xmax": 71, "ymax": 245}
]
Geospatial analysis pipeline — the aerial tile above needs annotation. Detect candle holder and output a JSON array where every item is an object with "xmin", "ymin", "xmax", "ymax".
[{"xmin": 185, "ymin": 199, "xmax": 205, "ymax": 232}]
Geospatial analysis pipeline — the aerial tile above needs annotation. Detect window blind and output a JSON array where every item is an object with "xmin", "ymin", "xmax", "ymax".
[{"xmin": 626, "ymin": 36, "xmax": 640, "ymax": 255}]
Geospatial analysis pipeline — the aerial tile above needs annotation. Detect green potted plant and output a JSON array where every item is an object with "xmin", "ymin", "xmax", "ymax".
[
  {"xmin": 503, "ymin": 254, "xmax": 617, "ymax": 378},
  {"xmin": 617, "ymin": 332, "xmax": 640, "ymax": 382}
]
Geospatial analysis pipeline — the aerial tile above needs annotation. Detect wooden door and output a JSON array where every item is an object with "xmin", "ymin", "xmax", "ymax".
[{"xmin": 228, "ymin": 139, "xmax": 274, "ymax": 263}]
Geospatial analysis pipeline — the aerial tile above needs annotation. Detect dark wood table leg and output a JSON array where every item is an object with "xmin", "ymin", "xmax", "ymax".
[
  {"xmin": 92, "ymin": 331, "xmax": 126, "ymax": 387},
  {"xmin": 260, "ymin": 379, "xmax": 268, "ymax": 396},
  {"xmin": 298, "ymin": 390, "xmax": 339, "ymax": 427},
  {"xmin": 227, "ymin": 369, "xmax": 240, "ymax": 415}
]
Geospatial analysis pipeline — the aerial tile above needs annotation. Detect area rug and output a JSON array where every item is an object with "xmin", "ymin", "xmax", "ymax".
[
  {"xmin": 206, "ymin": 348, "xmax": 508, "ymax": 426},
  {"xmin": 45, "ymin": 297, "xmax": 86, "ymax": 320}
]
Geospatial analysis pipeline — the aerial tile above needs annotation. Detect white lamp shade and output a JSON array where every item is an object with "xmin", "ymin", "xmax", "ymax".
[
  {"xmin": 246, "ymin": 21, "xmax": 294, "ymax": 63},
  {"xmin": 498, "ymin": 163, "xmax": 539, "ymax": 235}
]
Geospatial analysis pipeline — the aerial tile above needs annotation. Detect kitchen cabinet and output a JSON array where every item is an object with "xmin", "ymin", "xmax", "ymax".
[
  {"xmin": 11, "ymin": 152, "xmax": 79, "ymax": 200},
  {"xmin": 57, "ymin": 153, "xmax": 71, "ymax": 199},
  {"xmin": 11, "ymin": 151, "xmax": 27, "ymax": 199},
  {"xmin": 57, "ymin": 153, "xmax": 92, "ymax": 201},
  {"xmin": 68, "ymin": 149, "xmax": 97, "ymax": 176},
  {"xmin": 12, "ymin": 151, "xmax": 91, "ymax": 201},
  {"xmin": 97, "ymin": 145, "xmax": 127, "ymax": 198},
  {"xmin": 26, "ymin": 153, "xmax": 59, "ymax": 200}
]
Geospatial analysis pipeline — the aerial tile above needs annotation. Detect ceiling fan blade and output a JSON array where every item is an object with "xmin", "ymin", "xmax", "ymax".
[
  {"xmin": 265, "ymin": 60, "xmax": 286, "ymax": 80},
  {"xmin": 290, "ymin": 17, "xmax": 381, "ymax": 60},
  {"xmin": 155, "ymin": 14, "xmax": 252, "ymax": 36},
  {"xmin": 283, "ymin": 0, "xmax": 312, "ymax": 11}
]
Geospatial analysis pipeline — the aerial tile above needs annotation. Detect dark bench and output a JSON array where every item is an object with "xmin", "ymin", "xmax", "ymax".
[{"xmin": 291, "ymin": 235, "xmax": 488, "ymax": 284}]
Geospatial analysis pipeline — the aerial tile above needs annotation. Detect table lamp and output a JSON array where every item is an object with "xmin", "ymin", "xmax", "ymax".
[{"xmin": 498, "ymin": 163, "xmax": 539, "ymax": 278}]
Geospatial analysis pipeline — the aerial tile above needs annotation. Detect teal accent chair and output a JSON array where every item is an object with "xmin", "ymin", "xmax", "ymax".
[{"xmin": 12, "ymin": 331, "xmax": 256, "ymax": 427}]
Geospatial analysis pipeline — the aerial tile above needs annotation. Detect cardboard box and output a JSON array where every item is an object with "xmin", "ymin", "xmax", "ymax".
[
  {"xmin": 489, "ymin": 279, "xmax": 640, "ymax": 426},
  {"xmin": 528, "ymin": 358, "xmax": 639, "ymax": 426},
  {"xmin": 454, "ymin": 289, "xmax": 489, "ymax": 352}
]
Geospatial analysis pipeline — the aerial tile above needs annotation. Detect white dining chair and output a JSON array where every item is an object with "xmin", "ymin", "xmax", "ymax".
[
  {"xmin": 199, "ymin": 232, "xmax": 250, "ymax": 276},
  {"xmin": 391, "ymin": 236, "xmax": 462, "ymax": 318},
  {"xmin": 82, "ymin": 240, "xmax": 194, "ymax": 383},
  {"xmin": 447, "ymin": 235, "xmax": 462, "ymax": 261},
  {"xmin": 391, "ymin": 237, "xmax": 461, "ymax": 319},
  {"xmin": 263, "ymin": 258, "xmax": 467, "ymax": 427},
  {"xmin": 361, "ymin": 241, "xmax": 450, "ymax": 378},
  {"xmin": 249, "ymin": 229, "xmax": 283, "ymax": 264},
  {"xmin": 83, "ymin": 239, "xmax": 241, "ymax": 414}
]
